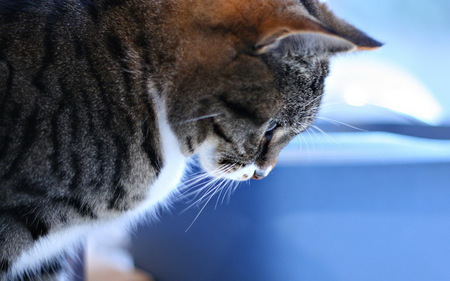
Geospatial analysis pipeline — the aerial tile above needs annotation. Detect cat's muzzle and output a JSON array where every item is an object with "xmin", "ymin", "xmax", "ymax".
[{"xmin": 252, "ymin": 165, "xmax": 273, "ymax": 180}]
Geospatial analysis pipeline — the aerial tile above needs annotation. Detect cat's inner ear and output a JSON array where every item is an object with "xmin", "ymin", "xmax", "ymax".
[
  {"xmin": 255, "ymin": 19, "xmax": 382, "ymax": 56},
  {"xmin": 256, "ymin": 28, "xmax": 357, "ymax": 55},
  {"xmin": 261, "ymin": 31, "xmax": 357, "ymax": 56}
]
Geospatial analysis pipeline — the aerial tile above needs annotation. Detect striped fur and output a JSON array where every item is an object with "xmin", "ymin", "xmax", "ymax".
[{"xmin": 0, "ymin": 0, "xmax": 380, "ymax": 279}]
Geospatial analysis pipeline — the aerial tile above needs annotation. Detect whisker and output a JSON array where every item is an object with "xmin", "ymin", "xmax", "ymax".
[
  {"xmin": 310, "ymin": 125, "xmax": 338, "ymax": 144},
  {"xmin": 214, "ymin": 178, "xmax": 231, "ymax": 209},
  {"xmin": 182, "ymin": 178, "xmax": 220, "ymax": 212},
  {"xmin": 219, "ymin": 180, "xmax": 231, "ymax": 205},
  {"xmin": 180, "ymin": 161, "xmax": 247, "ymax": 229},
  {"xmin": 181, "ymin": 164, "xmax": 235, "ymax": 208},
  {"xmin": 316, "ymin": 116, "xmax": 367, "ymax": 132},
  {"xmin": 182, "ymin": 164, "xmax": 240, "ymax": 231},
  {"xmin": 180, "ymin": 175, "xmax": 212, "ymax": 198},
  {"xmin": 316, "ymin": 101, "xmax": 349, "ymax": 110},
  {"xmin": 297, "ymin": 133, "xmax": 311, "ymax": 161},
  {"xmin": 182, "ymin": 172, "xmax": 214, "ymax": 190},
  {"xmin": 176, "ymin": 113, "xmax": 223, "ymax": 125},
  {"xmin": 185, "ymin": 187, "xmax": 217, "ymax": 232},
  {"xmin": 223, "ymin": 180, "xmax": 240, "ymax": 204},
  {"xmin": 186, "ymin": 174, "xmax": 233, "ymax": 213},
  {"xmin": 302, "ymin": 101, "xmax": 348, "ymax": 117},
  {"xmin": 304, "ymin": 127, "xmax": 316, "ymax": 153},
  {"xmin": 302, "ymin": 93, "xmax": 325, "ymax": 109},
  {"xmin": 216, "ymin": 178, "xmax": 231, "ymax": 208},
  {"xmin": 183, "ymin": 175, "xmax": 222, "ymax": 203},
  {"xmin": 180, "ymin": 164, "xmax": 232, "ymax": 194},
  {"xmin": 293, "ymin": 133, "xmax": 304, "ymax": 151}
]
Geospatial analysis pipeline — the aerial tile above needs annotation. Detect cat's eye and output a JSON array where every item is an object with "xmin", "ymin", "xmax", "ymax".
[{"xmin": 266, "ymin": 119, "xmax": 278, "ymax": 132}]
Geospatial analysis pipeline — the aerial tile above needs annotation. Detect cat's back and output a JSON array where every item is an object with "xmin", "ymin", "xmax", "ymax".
[
  {"xmin": 0, "ymin": 0, "xmax": 95, "ymax": 179},
  {"xmin": 0, "ymin": 0, "xmax": 166, "ymax": 209},
  {"xmin": 0, "ymin": 0, "xmax": 96, "ymax": 114},
  {"xmin": 0, "ymin": 0, "xmax": 95, "ymax": 73}
]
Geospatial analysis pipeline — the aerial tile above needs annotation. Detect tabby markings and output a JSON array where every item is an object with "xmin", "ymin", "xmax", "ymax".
[
  {"xmin": 142, "ymin": 116, "xmax": 164, "ymax": 174},
  {"xmin": 15, "ymin": 180, "xmax": 47, "ymax": 197},
  {"xmin": 51, "ymin": 196, "xmax": 97, "ymax": 219},
  {"xmin": 1, "ymin": 206, "xmax": 49, "ymax": 241},
  {"xmin": 0, "ymin": 102, "xmax": 20, "ymax": 167},
  {"xmin": 0, "ymin": 260, "xmax": 9, "ymax": 272},
  {"xmin": 186, "ymin": 136, "xmax": 194, "ymax": 153},
  {"xmin": 218, "ymin": 95, "xmax": 261, "ymax": 124},
  {"xmin": 2, "ymin": 109, "xmax": 39, "ymax": 180},
  {"xmin": 33, "ymin": 7, "xmax": 60, "ymax": 95},
  {"xmin": 107, "ymin": 135, "xmax": 129, "ymax": 211},
  {"xmin": 105, "ymin": 34, "xmax": 133, "ymax": 94},
  {"xmin": 212, "ymin": 122, "xmax": 233, "ymax": 143}
]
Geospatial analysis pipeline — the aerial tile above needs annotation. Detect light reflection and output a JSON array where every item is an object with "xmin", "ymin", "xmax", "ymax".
[{"xmin": 323, "ymin": 58, "xmax": 444, "ymax": 125}]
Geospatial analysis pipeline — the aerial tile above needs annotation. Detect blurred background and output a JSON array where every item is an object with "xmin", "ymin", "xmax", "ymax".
[
  {"xmin": 91, "ymin": 1, "xmax": 450, "ymax": 281},
  {"xmin": 318, "ymin": 0, "xmax": 450, "ymax": 131}
]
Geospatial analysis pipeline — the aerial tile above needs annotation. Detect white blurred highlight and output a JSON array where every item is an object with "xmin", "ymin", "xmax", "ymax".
[{"xmin": 323, "ymin": 58, "xmax": 444, "ymax": 125}]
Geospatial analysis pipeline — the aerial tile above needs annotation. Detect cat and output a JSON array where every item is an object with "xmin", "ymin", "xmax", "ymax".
[{"xmin": 0, "ymin": 0, "xmax": 381, "ymax": 280}]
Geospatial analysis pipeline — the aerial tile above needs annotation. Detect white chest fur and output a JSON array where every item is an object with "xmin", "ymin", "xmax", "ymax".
[
  {"xmin": 131, "ymin": 103, "xmax": 187, "ymax": 217},
  {"xmin": 11, "ymin": 100, "xmax": 187, "ymax": 278}
]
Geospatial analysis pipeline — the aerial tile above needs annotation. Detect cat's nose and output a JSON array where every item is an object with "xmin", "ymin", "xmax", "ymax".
[{"xmin": 252, "ymin": 166, "xmax": 273, "ymax": 180}]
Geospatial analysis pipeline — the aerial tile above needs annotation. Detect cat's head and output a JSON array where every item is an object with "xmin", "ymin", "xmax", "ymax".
[{"xmin": 165, "ymin": 0, "xmax": 381, "ymax": 180}]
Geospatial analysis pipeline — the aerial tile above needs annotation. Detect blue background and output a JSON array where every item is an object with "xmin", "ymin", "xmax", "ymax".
[{"xmin": 132, "ymin": 133, "xmax": 450, "ymax": 281}]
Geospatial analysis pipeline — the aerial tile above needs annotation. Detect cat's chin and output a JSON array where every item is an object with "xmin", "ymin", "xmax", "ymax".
[
  {"xmin": 196, "ymin": 142, "xmax": 257, "ymax": 181},
  {"xmin": 220, "ymin": 163, "xmax": 257, "ymax": 181},
  {"xmin": 203, "ymin": 162, "xmax": 257, "ymax": 181}
]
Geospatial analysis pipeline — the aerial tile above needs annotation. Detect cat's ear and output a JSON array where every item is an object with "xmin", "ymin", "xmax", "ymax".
[
  {"xmin": 256, "ymin": 30, "xmax": 355, "ymax": 56},
  {"xmin": 256, "ymin": 18, "xmax": 382, "ymax": 56}
]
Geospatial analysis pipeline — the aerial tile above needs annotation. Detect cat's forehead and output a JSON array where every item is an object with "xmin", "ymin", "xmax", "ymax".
[
  {"xmin": 267, "ymin": 54, "xmax": 329, "ymax": 126},
  {"xmin": 190, "ymin": 0, "xmax": 308, "ymax": 21},
  {"xmin": 185, "ymin": 0, "xmax": 319, "ymax": 40},
  {"xmin": 174, "ymin": 0, "xmax": 381, "ymax": 66}
]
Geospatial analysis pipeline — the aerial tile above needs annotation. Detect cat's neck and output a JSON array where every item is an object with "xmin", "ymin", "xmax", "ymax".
[
  {"xmin": 133, "ymin": 89, "xmax": 187, "ymax": 216},
  {"xmin": 90, "ymin": 0, "xmax": 180, "ymax": 79}
]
